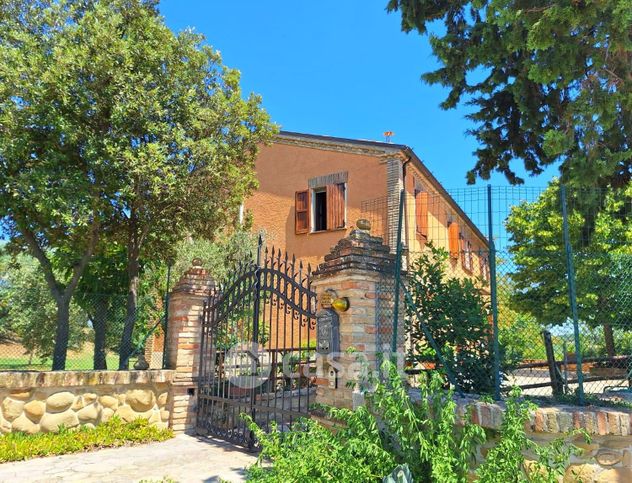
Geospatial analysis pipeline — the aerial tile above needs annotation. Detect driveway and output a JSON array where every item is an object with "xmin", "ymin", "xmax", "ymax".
[{"xmin": 0, "ymin": 434, "xmax": 258, "ymax": 482}]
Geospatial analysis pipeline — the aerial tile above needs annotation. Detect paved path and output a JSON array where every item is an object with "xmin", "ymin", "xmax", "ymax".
[{"xmin": 0, "ymin": 434, "xmax": 258, "ymax": 482}]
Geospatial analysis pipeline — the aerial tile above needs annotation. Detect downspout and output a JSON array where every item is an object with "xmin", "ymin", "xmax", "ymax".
[{"xmin": 401, "ymin": 154, "xmax": 412, "ymax": 269}]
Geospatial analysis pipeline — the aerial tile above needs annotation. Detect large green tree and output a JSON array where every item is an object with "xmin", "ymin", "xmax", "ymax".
[
  {"xmin": 387, "ymin": 0, "xmax": 632, "ymax": 188},
  {"xmin": 0, "ymin": 0, "xmax": 275, "ymax": 369},
  {"xmin": 0, "ymin": 0, "xmax": 116, "ymax": 369},
  {"xmin": 506, "ymin": 181, "xmax": 632, "ymax": 356}
]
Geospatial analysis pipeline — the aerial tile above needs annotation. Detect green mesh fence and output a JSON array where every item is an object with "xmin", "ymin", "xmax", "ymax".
[
  {"xmin": 362, "ymin": 184, "xmax": 632, "ymax": 405},
  {"xmin": 0, "ymin": 290, "xmax": 167, "ymax": 371}
]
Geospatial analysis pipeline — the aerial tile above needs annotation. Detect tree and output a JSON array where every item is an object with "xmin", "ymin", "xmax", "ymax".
[
  {"xmin": 0, "ymin": 250, "xmax": 88, "ymax": 364},
  {"xmin": 1, "ymin": 0, "xmax": 275, "ymax": 369},
  {"xmin": 67, "ymin": 0, "xmax": 274, "ymax": 368},
  {"xmin": 505, "ymin": 181, "xmax": 632, "ymax": 356},
  {"xmin": 0, "ymin": 0, "xmax": 117, "ymax": 369},
  {"xmin": 74, "ymin": 244, "xmax": 128, "ymax": 370},
  {"xmin": 405, "ymin": 243, "xmax": 497, "ymax": 394},
  {"xmin": 387, "ymin": 0, "xmax": 631, "ymax": 189}
]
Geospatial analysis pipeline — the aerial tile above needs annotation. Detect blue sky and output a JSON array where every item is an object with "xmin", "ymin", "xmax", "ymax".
[{"xmin": 159, "ymin": 0, "xmax": 556, "ymax": 190}]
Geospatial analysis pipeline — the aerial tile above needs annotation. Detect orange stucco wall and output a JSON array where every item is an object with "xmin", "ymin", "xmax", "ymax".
[
  {"xmin": 404, "ymin": 163, "xmax": 489, "ymax": 282},
  {"xmin": 245, "ymin": 142, "xmax": 389, "ymax": 268}
]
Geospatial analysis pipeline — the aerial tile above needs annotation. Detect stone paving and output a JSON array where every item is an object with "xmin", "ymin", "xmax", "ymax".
[{"xmin": 0, "ymin": 434, "xmax": 258, "ymax": 482}]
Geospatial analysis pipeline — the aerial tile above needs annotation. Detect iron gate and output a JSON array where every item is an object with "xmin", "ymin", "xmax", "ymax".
[{"xmin": 197, "ymin": 242, "xmax": 317, "ymax": 448}]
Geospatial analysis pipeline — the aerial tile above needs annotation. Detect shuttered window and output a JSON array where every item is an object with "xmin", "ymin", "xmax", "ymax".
[
  {"xmin": 462, "ymin": 238, "xmax": 473, "ymax": 272},
  {"xmin": 295, "ymin": 190, "xmax": 310, "ymax": 234},
  {"xmin": 326, "ymin": 183, "xmax": 346, "ymax": 230},
  {"xmin": 480, "ymin": 254, "xmax": 490, "ymax": 282},
  {"xmin": 415, "ymin": 190, "xmax": 428, "ymax": 238},
  {"xmin": 296, "ymin": 182, "xmax": 346, "ymax": 234},
  {"xmin": 448, "ymin": 222, "xmax": 460, "ymax": 259}
]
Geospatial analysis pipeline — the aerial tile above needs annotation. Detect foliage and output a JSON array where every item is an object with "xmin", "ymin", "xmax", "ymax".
[
  {"xmin": 0, "ymin": 0, "xmax": 117, "ymax": 368},
  {"xmin": 505, "ymin": 182, "xmax": 632, "ymax": 333},
  {"xmin": 387, "ymin": 0, "xmax": 632, "ymax": 190},
  {"xmin": 0, "ymin": 417, "xmax": 173, "ymax": 463},
  {"xmin": 0, "ymin": 0, "xmax": 275, "ymax": 369},
  {"xmin": 406, "ymin": 243, "xmax": 498, "ymax": 394},
  {"xmin": 0, "ymin": 250, "xmax": 87, "ymax": 359},
  {"xmin": 476, "ymin": 389, "xmax": 584, "ymax": 483},
  {"xmin": 245, "ymin": 362, "xmax": 580, "ymax": 482}
]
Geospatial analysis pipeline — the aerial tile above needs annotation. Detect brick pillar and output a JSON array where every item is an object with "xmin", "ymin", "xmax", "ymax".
[
  {"xmin": 311, "ymin": 221, "xmax": 404, "ymax": 410},
  {"xmin": 166, "ymin": 259, "xmax": 215, "ymax": 433}
]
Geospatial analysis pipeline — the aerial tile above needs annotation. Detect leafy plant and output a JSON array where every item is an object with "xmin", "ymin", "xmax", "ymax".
[
  {"xmin": 406, "ymin": 244, "xmax": 500, "ymax": 394},
  {"xmin": 245, "ymin": 361, "xmax": 582, "ymax": 482},
  {"xmin": 477, "ymin": 389, "xmax": 585, "ymax": 483},
  {"xmin": 0, "ymin": 417, "xmax": 173, "ymax": 463}
]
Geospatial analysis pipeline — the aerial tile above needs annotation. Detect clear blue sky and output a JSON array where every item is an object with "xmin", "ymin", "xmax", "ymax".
[{"xmin": 159, "ymin": 0, "xmax": 556, "ymax": 190}]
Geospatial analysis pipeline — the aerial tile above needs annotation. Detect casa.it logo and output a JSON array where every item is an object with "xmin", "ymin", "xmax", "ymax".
[{"xmin": 224, "ymin": 341, "xmax": 271, "ymax": 389}]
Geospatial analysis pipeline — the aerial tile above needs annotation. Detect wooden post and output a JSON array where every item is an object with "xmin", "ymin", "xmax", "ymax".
[{"xmin": 543, "ymin": 330, "xmax": 564, "ymax": 397}]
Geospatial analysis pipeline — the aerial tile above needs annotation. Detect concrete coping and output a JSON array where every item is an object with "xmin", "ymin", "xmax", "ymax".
[{"xmin": 0, "ymin": 369, "xmax": 175, "ymax": 389}]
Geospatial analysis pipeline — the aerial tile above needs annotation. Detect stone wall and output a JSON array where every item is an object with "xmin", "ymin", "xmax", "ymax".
[
  {"xmin": 446, "ymin": 393, "xmax": 632, "ymax": 482},
  {"xmin": 0, "ymin": 370, "xmax": 174, "ymax": 435}
]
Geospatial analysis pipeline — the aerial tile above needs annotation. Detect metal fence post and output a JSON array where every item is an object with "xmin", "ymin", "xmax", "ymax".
[
  {"xmin": 560, "ymin": 185, "xmax": 585, "ymax": 405},
  {"xmin": 487, "ymin": 185, "xmax": 501, "ymax": 400},
  {"xmin": 391, "ymin": 189, "xmax": 405, "ymax": 355}
]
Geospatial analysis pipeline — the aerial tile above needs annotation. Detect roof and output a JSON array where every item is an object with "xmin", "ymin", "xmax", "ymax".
[{"xmin": 275, "ymin": 130, "xmax": 489, "ymax": 247}]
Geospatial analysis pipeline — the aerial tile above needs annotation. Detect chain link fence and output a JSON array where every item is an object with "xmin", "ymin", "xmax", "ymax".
[
  {"xmin": 362, "ymin": 184, "xmax": 632, "ymax": 405},
  {"xmin": 0, "ymin": 289, "xmax": 167, "ymax": 371}
]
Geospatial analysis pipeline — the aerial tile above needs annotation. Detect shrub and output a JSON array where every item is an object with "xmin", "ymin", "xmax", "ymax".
[
  {"xmin": 406, "ymin": 244, "xmax": 499, "ymax": 394},
  {"xmin": 245, "ymin": 362, "xmax": 582, "ymax": 482},
  {"xmin": 0, "ymin": 417, "xmax": 173, "ymax": 463}
]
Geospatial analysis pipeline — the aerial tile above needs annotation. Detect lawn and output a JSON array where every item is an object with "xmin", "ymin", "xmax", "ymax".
[{"xmin": 0, "ymin": 342, "xmax": 120, "ymax": 371}]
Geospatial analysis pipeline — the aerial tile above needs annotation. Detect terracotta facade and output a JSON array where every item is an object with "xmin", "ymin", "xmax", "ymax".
[{"xmin": 245, "ymin": 132, "xmax": 489, "ymax": 275}]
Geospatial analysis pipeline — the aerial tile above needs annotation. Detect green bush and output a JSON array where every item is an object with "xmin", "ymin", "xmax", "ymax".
[
  {"xmin": 245, "ymin": 362, "xmax": 582, "ymax": 482},
  {"xmin": 406, "ymin": 244, "xmax": 499, "ymax": 394},
  {"xmin": 0, "ymin": 417, "xmax": 173, "ymax": 463}
]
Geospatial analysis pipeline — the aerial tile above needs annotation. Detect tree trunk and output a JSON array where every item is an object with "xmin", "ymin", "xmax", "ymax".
[
  {"xmin": 604, "ymin": 324, "xmax": 616, "ymax": 358},
  {"xmin": 93, "ymin": 297, "xmax": 109, "ymax": 370},
  {"xmin": 119, "ymin": 245, "xmax": 140, "ymax": 370},
  {"xmin": 52, "ymin": 298, "xmax": 71, "ymax": 370}
]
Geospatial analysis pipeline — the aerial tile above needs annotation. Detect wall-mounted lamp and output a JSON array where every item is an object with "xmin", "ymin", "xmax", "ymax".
[{"xmin": 331, "ymin": 297, "xmax": 349, "ymax": 312}]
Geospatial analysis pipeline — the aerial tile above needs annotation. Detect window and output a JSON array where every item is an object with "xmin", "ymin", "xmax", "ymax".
[
  {"xmin": 313, "ymin": 188, "xmax": 327, "ymax": 231},
  {"xmin": 295, "ymin": 182, "xmax": 346, "ymax": 234},
  {"xmin": 480, "ymin": 253, "xmax": 490, "ymax": 282},
  {"xmin": 461, "ymin": 237, "xmax": 473, "ymax": 272},
  {"xmin": 448, "ymin": 221, "xmax": 460, "ymax": 259},
  {"xmin": 415, "ymin": 189, "xmax": 428, "ymax": 238}
]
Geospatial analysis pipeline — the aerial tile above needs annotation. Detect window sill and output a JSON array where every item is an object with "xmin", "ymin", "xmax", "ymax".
[{"xmin": 309, "ymin": 227, "xmax": 347, "ymax": 234}]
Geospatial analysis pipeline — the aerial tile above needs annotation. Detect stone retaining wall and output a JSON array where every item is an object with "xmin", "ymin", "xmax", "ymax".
[
  {"xmin": 450, "ymin": 393, "xmax": 632, "ymax": 482},
  {"xmin": 0, "ymin": 370, "xmax": 174, "ymax": 434}
]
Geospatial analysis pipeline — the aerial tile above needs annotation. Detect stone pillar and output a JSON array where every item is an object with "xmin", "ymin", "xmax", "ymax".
[
  {"xmin": 166, "ymin": 259, "xmax": 215, "ymax": 433},
  {"xmin": 311, "ymin": 222, "xmax": 404, "ymax": 410}
]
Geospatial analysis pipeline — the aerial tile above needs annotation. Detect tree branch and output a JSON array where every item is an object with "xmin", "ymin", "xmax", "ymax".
[
  {"xmin": 64, "ymin": 218, "xmax": 100, "ymax": 298},
  {"xmin": 19, "ymin": 223, "xmax": 62, "ymax": 300}
]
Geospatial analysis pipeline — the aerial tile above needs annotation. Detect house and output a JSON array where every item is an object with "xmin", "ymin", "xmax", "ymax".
[{"xmin": 245, "ymin": 131, "xmax": 489, "ymax": 281}]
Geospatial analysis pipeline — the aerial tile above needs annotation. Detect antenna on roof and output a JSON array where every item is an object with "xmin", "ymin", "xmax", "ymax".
[{"xmin": 383, "ymin": 131, "xmax": 394, "ymax": 143}]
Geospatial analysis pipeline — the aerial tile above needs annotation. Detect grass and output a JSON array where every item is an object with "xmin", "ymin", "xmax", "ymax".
[
  {"xmin": 0, "ymin": 342, "xmax": 122, "ymax": 371},
  {"xmin": 0, "ymin": 417, "xmax": 173, "ymax": 463}
]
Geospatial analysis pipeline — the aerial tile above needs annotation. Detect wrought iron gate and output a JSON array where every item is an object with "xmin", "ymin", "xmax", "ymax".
[{"xmin": 197, "ymin": 241, "xmax": 317, "ymax": 448}]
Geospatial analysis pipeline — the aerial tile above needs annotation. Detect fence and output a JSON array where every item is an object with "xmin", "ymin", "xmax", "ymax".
[
  {"xmin": 362, "ymin": 184, "xmax": 632, "ymax": 405},
  {"xmin": 0, "ymin": 289, "xmax": 168, "ymax": 371}
]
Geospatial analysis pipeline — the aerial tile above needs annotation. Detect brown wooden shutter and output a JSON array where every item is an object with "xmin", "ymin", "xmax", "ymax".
[
  {"xmin": 415, "ymin": 191, "xmax": 428, "ymax": 237},
  {"xmin": 295, "ymin": 190, "xmax": 310, "ymax": 234},
  {"xmin": 448, "ymin": 221, "xmax": 460, "ymax": 259},
  {"xmin": 326, "ymin": 183, "xmax": 345, "ymax": 230}
]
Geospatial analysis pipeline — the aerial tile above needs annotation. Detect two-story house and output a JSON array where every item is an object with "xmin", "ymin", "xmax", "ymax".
[{"xmin": 245, "ymin": 131, "xmax": 489, "ymax": 281}]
